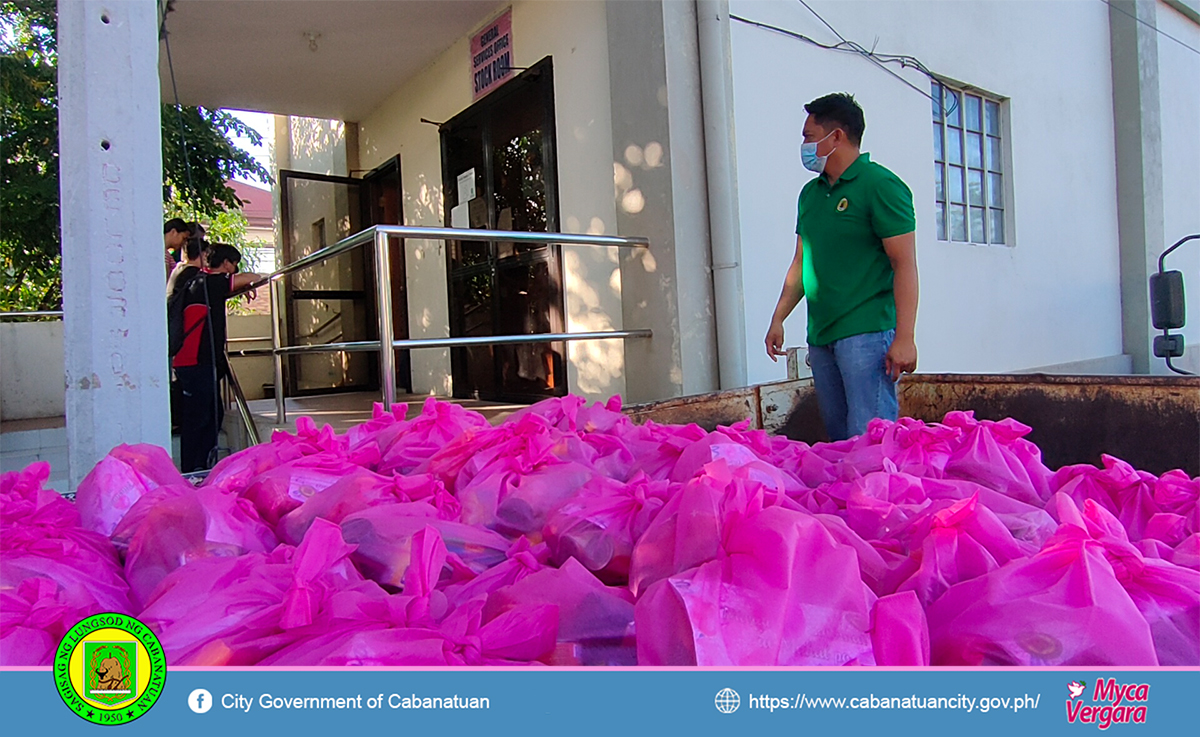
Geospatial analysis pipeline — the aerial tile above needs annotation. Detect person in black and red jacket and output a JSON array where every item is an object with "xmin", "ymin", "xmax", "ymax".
[{"xmin": 169, "ymin": 242, "xmax": 262, "ymax": 471}]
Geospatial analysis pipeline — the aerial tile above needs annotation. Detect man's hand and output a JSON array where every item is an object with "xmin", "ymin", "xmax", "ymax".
[
  {"xmin": 885, "ymin": 335, "xmax": 917, "ymax": 382},
  {"xmin": 765, "ymin": 320, "xmax": 787, "ymax": 362}
]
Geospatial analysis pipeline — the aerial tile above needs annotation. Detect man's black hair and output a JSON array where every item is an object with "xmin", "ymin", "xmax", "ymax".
[
  {"xmin": 206, "ymin": 243, "xmax": 243, "ymax": 271},
  {"xmin": 164, "ymin": 217, "xmax": 191, "ymax": 235},
  {"xmin": 804, "ymin": 93, "xmax": 866, "ymax": 146},
  {"xmin": 183, "ymin": 235, "xmax": 204, "ymax": 261}
]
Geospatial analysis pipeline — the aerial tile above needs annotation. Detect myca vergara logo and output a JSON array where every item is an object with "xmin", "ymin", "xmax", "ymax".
[
  {"xmin": 55, "ymin": 613, "xmax": 166, "ymax": 726},
  {"xmin": 1066, "ymin": 677, "xmax": 1149, "ymax": 730}
]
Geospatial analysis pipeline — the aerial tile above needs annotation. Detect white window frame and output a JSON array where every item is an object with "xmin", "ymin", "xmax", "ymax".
[{"xmin": 932, "ymin": 81, "xmax": 1012, "ymax": 247}]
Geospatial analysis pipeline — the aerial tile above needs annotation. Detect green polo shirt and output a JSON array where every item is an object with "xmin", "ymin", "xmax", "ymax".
[{"xmin": 795, "ymin": 152, "xmax": 915, "ymax": 347}]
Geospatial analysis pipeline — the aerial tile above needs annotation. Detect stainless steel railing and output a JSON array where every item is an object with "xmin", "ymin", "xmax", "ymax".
[
  {"xmin": 228, "ymin": 224, "xmax": 652, "ymax": 426},
  {"xmin": 222, "ymin": 350, "xmax": 262, "ymax": 447}
]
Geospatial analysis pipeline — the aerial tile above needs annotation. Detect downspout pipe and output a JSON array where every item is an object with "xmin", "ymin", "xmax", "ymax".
[{"xmin": 697, "ymin": 0, "xmax": 748, "ymax": 389}]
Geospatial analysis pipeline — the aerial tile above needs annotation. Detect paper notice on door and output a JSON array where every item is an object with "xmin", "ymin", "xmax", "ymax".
[
  {"xmin": 450, "ymin": 201, "xmax": 470, "ymax": 228},
  {"xmin": 457, "ymin": 169, "xmax": 476, "ymax": 203}
]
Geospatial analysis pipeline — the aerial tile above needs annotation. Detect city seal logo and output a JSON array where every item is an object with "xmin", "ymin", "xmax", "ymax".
[
  {"xmin": 54, "ymin": 613, "xmax": 166, "ymax": 726},
  {"xmin": 837, "ymin": 197, "xmax": 849, "ymax": 212}
]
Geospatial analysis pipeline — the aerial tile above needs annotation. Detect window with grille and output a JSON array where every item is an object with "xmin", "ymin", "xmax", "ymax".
[{"xmin": 932, "ymin": 82, "xmax": 1007, "ymax": 245}]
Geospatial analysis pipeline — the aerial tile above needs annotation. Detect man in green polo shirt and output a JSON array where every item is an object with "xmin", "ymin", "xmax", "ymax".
[{"xmin": 765, "ymin": 93, "xmax": 919, "ymax": 441}]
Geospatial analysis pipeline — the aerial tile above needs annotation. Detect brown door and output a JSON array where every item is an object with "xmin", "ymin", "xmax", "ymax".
[
  {"xmin": 363, "ymin": 156, "xmax": 412, "ymax": 393},
  {"xmin": 441, "ymin": 57, "xmax": 565, "ymax": 402}
]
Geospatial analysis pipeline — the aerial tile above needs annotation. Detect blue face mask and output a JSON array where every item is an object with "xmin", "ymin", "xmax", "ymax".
[{"xmin": 800, "ymin": 130, "xmax": 837, "ymax": 173}]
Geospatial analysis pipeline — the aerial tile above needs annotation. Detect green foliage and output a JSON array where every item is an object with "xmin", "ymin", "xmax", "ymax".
[
  {"xmin": 164, "ymin": 195, "xmax": 252, "ymax": 251},
  {"xmin": 163, "ymin": 106, "xmax": 272, "ymax": 219},
  {"xmin": 1, "ymin": 0, "xmax": 61, "ymax": 310},
  {"xmin": 0, "ymin": 0, "xmax": 273, "ymax": 311}
]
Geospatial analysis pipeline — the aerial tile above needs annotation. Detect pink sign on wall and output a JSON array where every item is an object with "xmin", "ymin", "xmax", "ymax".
[{"xmin": 471, "ymin": 8, "xmax": 514, "ymax": 101}]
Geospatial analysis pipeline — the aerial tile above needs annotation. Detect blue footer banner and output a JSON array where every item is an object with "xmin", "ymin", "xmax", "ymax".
[{"xmin": 2, "ymin": 668, "xmax": 1197, "ymax": 735}]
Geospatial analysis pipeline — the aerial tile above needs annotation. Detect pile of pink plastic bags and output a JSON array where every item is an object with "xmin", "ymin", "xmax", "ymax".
[{"xmin": 2, "ymin": 396, "xmax": 1197, "ymax": 667}]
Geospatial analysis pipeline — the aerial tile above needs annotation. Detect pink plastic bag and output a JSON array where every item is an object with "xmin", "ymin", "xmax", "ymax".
[
  {"xmin": 628, "ymin": 475, "xmax": 724, "ymax": 597},
  {"xmin": 451, "ymin": 416, "xmax": 599, "ymax": 537},
  {"xmin": 823, "ymin": 463, "xmax": 931, "ymax": 542},
  {"xmin": 202, "ymin": 442, "xmax": 305, "ymax": 495},
  {"xmin": 74, "ymin": 444, "xmax": 186, "ymax": 536},
  {"xmin": 272, "ymin": 415, "xmax": 349, "ymax": 455},
  {"xmin": 443, "ymin": 537, "xmax": 549, "ymax": 609},
  {"xmin": 113, "ymin": 485, "xmax": 278, "ymax": 609},
  {"xmin": 259, "ymin": 599, "xmax": 559, "ymax": 667},
  {"xmin": 625, "ymin": 421, "xmax": 710, "ymax": 481},
  {"xmin": 890, "ymin": 494, "xmax": 1037, "ymax": 606},
  {"xmin": 139, "ymin": 519, "xmax": 366, "ymax": 664},
  {"xmin": 876, "ymin": 417, "xmax": 963, "ymax": 478},
  {"xmin": 508, "ymin": 394, "xmax": 621, "ymax": 433},
  {"xmin": 0, "ymin": 464, "xmax": 133, "ymax": 662},
  {"xmin": 1174, "ymin": 534, "xmax": 1200, "ymax": 571},
  {"xmin": 1054, "ymin": 494, "xmax": 1200, "ymax": 666},
  {"xmin": 239, "ymin": 526, "xmax": 450, "ymax": 665},
  {"xmin": 240, "ymin": 453, "xmax": 363, "ymax": 526},
  {"xmin": 484, "ymin": 557, "xmax": 636, "ymax": 666},
  {"xmin": 635, "ymin": 505, "xmax": 875, "ymax": 666},
  {"xmin": 276, "ymin": 469, "xmax": 445, "ymax": 545},
  {"xmin": 1153, "ymin": 470, "xmax": 1199, "ymax": 535},
  {"xmin": 340, "ymin": 505, "xmax": 510, "ymax": 588},
  {"xmin": 340, "ymin": 402, "xmax": 411, "ymax": 469},
  {"xmin": 921, "ymin": 476, "xmax": 1058, "ymax": 548},
  {"xmin": 926, "ymin": 531, "xmax": 1158, "ymax": 665},
  {"xmin": 260, "ymin": 527, "xmax": 557, "ymax": 666},
  {"xmin": 543, "ymin": 474, "xmax": 675, "ymax": 584},
  {"xmin": 942, "ymin": 412, "xmax": 1053, "ymax": 506},
  {"xmin": 808, "ymin": 512, "xmax": 894, "ymax": 595},
  {"xmin": 1, "ymin": 553, "xmax": 133, "ymax": 622},
  {"xmin": 2, "ymin": 463, "xmax": 123, "ymax": 572},
  {"xmin": 0, "ymin": 578, "xmax": 76, "ymax": 665},
  {"xmin": 378, "ymin": 397, "xmax": 491, "ymax": 476},
  {"xmin": 871, "ymin": 590, "xmax": 930, "ymax": 666},
  {"xmin": 1052, "ymin": 456, "xmax": 1166, "ymax": 542}
]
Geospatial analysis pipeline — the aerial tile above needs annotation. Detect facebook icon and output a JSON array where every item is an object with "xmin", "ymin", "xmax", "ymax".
[{"xmin": 188, "ymin": 688, "xmax": 213, "ymax": 714}]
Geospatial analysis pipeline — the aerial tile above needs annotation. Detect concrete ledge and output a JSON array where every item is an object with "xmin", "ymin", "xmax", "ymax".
[{"xmin": 0, "ymin": 321, "xmax": 65, "ymax": 421}]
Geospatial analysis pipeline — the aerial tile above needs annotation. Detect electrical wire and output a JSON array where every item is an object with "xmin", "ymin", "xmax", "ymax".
[
  {"xmin": 1102, "ymin": 0, "xmax": 1200, "ymax": 57},
  {"xmin": 795, "ymin": 0, "xmax": 944, "ymax": 103},
  {"xmin": 727, "ymin": 10, "xmax": 958, "ymax": 116}
]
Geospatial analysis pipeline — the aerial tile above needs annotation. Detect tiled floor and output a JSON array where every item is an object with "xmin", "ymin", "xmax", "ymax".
[{"xmin": 0, "ymin": 421, "xmax": 70, "ymax": 491}]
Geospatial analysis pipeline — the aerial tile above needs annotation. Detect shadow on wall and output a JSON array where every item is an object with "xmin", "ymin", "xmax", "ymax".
[
  {"xmin": 402, "ymin": 171, "xmax": 452, "ymax": 397},
  {"xmin": 290, "ymin": 118, "xmax": 346, "ymax": 173}
]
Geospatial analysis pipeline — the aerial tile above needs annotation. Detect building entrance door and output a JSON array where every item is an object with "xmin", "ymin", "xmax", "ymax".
[
  {"xmin": 278, "ymin": 162, "xmax": 410, "ymax": 396},
  {"xmin": 441, "ymin": 57, "xmax": 565, "ymax": 402}
]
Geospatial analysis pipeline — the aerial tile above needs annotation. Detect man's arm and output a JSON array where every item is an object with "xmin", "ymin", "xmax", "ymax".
[
  {"xmin": 230, "ymin": 272, "xmax": 263, "ymax": 293},
  {"xmin": 882, "ymin": 231, "xmax": 918, "ymax": 381},
  {"xmin": 765, "ymin": 234, "xmax": 806, "ymax": 362}
]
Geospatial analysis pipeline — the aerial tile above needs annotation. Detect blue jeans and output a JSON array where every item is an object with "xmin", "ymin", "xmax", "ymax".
[{"xmin": 808, "ymin": 329, "xmax": 899, "ymax": 441}]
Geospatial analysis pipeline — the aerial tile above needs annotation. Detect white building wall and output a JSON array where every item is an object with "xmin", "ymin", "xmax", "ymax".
[
  {"xmin": 729, "ymin": 0, "xmax": 1128, "ymax": 385},
  {"xmin": 356, "ymin": 0, "xmax": 625, "ymax": 401},
  {"xmin": 1156, "ymin": 2, "xmax": 1200, "ymax": 372}
]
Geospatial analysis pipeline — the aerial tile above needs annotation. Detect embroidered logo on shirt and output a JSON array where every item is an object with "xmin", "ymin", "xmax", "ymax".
[{"xmin": 837, "ymin": 197, "xmax": 849, "ymax": 212}]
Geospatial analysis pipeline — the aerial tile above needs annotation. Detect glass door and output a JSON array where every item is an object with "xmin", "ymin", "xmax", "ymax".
[{"xmin": 441, "ymin": 57, "xmax": 565, "ymax": 402}]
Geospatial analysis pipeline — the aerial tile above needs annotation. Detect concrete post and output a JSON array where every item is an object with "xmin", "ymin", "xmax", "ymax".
[
  {"xmin": 698, "ymin": 0, "xmax": 749, "ymax": 390},
  {"xmin": 1109, "ymin": 0, "xmax": 1164, "ymax": 375},
  {"xmin": 607, "ymin": 0, "xmax": 719, "ymax": 403},
  {"xmin": 59, "ymin": 1, "xmax": 169, "ymax": 486}
]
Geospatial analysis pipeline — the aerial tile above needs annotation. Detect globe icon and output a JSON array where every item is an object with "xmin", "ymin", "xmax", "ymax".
[{"xmin": 714, "ymin": 688, "xmax": 740, "ymax": 714}]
